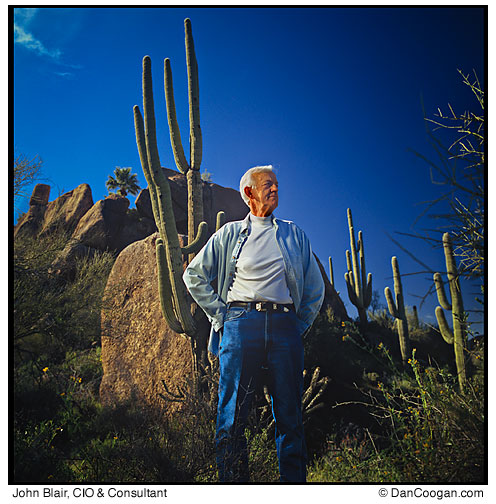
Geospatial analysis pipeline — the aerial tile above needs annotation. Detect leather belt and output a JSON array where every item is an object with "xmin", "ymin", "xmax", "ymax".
[{"xmin": 228, "ymin": 301, "xmax": 295, "ymax": 313}]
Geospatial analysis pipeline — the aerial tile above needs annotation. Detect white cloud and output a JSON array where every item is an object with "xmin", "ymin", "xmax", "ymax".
[
  {"xmin": 14, "ymin": 7, "xmax": 38, "ymax": 25},
  {"xmin": 54, "ymin": 71, "xmax": 74, "ymax": 79},
  {"xmin": 14, "ymin": 22, "xmax": 62, "ymax": 60},
  {"xmin": 13, "ymin": 7, "xmax": 73, "ymax": 66},
  {"xmin": 13, "ymin": 8, "xmax": 84, "ymax": 78}
]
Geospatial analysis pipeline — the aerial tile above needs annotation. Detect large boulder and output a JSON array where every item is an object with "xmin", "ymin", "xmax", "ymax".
[
  {"xmin": 100, "ymin": 232, "xmax": 193, "ymax": 414},
  {"xmin": 72, "ymin": 193, "xmax": 130, "ymax": 250}
]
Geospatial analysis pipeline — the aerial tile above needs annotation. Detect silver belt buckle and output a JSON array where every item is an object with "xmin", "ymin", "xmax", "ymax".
[{"xmin": 255, "ymin": 302, "xmax": 266, "ymax": 312}]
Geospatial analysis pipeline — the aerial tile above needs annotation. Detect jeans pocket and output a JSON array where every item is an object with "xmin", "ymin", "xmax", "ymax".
[{"xmin": 224, "ymin": 307, "xmax": 247, "ymax": 322}]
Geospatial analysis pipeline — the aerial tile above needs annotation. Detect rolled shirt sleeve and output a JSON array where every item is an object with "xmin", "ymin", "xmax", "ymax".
[
  {"xmin": 183, "ymin": 232, "xmax": 227, "ymax": 332},
  {"xmin": 295, "ymin": 232, "xmax": 325, "ymax": 335}
]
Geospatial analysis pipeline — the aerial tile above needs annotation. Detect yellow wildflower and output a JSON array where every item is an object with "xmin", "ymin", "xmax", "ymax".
[{"xmin": 42, "ymin": 367, "xmax": 49, "ymax": 373}]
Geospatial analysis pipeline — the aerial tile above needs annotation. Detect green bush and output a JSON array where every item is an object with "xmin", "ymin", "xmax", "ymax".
[{"xmin": 308, "ymin": 350, "xmax": 485, "ymax": 483}]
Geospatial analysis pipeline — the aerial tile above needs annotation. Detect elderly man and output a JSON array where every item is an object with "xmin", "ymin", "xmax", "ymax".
[{"xmin": 183, "ymin": 165, "xmax": 324, "ymax": 482}]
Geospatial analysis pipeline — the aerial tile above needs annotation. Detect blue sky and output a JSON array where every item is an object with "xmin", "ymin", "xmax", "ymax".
[{"xmin": 12, "ymin": 6, "xmax": 486, "ymax": 330}]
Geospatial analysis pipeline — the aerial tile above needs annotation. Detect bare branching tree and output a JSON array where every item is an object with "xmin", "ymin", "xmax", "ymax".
[
  {"xmin": 404, "ymin": 69, "xmax": 484, "ymax": 282},
  {"xmin": 13, "ymin": 152, "xmax": 43, "ymax": 208}
]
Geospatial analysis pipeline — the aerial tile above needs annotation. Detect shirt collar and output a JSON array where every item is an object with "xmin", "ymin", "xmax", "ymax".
[{"xmin": 241, "ymin": 212, "xmax": 276, "ymax": 233}]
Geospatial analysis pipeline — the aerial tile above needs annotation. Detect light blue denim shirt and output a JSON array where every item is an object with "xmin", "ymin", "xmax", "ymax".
[{"xmin": 183, "ymin": 212, "xmax": 325, "ymax": 356}]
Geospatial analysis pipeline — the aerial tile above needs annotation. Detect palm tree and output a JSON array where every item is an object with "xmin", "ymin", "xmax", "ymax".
[{"xmin": 106, "ymin": 167, "xmax": 141, "ymax": 197}]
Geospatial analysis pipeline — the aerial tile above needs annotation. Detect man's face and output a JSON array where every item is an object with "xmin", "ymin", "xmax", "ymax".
[{"xmin": 246, "ymin": 171, "xmax": 279, "ymax": 216}]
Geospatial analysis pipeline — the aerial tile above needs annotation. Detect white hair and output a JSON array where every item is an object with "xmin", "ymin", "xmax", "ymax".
[{"xmin": 239, "ymin": 165, "xmax": 274, "ymax": 206}]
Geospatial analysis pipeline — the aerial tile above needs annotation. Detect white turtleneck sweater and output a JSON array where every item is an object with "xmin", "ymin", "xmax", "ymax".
[{"xmin": 226, "ymin": 213, "xmax": 293, "ymax": 304}]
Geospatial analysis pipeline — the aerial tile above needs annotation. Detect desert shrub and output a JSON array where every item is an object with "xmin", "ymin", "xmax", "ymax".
[
  {"xmin": 14, "ymin": 231, "xmax": 115, "ymax": 365},
  {"xmin": 308, "ymin": 349, "xmax": 485, "ymax": 483}
]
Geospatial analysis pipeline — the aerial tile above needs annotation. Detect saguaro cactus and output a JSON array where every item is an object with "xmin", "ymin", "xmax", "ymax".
[
  {"xmin": 133, "ymin": 19, "xmax": 213, "ymax": 340},
  {"xmin": 344, "ymin": 208, "xmax": 372, "ymax": 326},
  {"xmin": 434, "ymin": 232, "xmax": 467, "ymax": 392},
  {"xmin": 384, "ymin": 256, "xmax": 411, "ymax": 365}
]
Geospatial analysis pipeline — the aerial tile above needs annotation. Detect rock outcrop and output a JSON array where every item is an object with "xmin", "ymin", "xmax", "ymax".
[
  {"xmin": 14, "ymin": 183, "xmax": 52, "ymax": 238},
  {"xmin": 29, "ymin": 183, "xmax": 51, "ymax": 206},
  {"xmin": 14, "ymin": 168, "xmax": 249, "ymax": 278},
  {"xmin": 40, "ymin": 183, "xmax": 94, "ymax": 237}
]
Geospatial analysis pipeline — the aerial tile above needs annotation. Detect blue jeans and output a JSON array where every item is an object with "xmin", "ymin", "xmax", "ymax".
[{"xmin": 215, "ymin": 305, "xmax": 306, "ymax": 482}]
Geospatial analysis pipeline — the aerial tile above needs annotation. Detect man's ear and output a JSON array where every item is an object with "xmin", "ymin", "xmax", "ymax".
[{"xmin": 244, "ymin": 186, "xmax": 253, "ymax": 200}]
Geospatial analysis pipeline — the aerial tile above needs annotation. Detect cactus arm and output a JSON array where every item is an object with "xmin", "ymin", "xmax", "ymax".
[
  {"xmin": 443, "ymin": 232, "xmax": 466, "ymax": 320},
  {"xmin": 364, "ymin": 272, "xmax": 373, "ymax": 307},
  {"xmin": 164, "ymin": 58, "xmax": 189, "ymax": 175},
  {"xmin": 181, "ymin": 221, "xmax": 208, "ymax": 255},
  {"xmin": 384, "ymin": 287, "xmax": 399, "ymax": 318},
  {"xmin": 328, "ymin": 256, "xmax": 334, "ymax": 287},
  {"xmin": 345, "ymin": 249, "xmax": 352, "ymax": 275},
  {"xmin": 345, "ymin": 251, "xmax": 355, "ymax": 292},
  {"xmin": 345, "ymin": 272, "xmax": 359, "ymax": 307},
  {"xmin": 391, "ymin": 257, "xmax": 404, "ymax": 317},
  {"xmin": 184, "ymin": 18, "xmax": 202, "ymax": 171},
  {"xmin": 435, "ymin": 306, "xmax": 454, "ymax": 344},
  {"xmin": 358, "ymin": 231, "xmax": 367, "ymax": 300},
  {"xmin": 216, "ymin": 211, "xmax": 226, "ymax": 232},
  {"xmin": 434, "ymin": 272, "xmax": 452, "ymax": 310},
  {"xmin": 134, "ymin": 105, "xmax": 164, "ymax": 230},
  {"xmin": 156, "ymin": 239, "xmax": 185, "ymax": 334}
]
